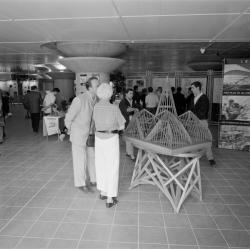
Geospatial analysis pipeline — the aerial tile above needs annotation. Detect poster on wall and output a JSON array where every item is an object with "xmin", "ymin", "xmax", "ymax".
[
  {"xmin": 219, "ymin": 124, "xmax": 250, "ymax": 151},
  {"xmin": 152, "ymin": 77, "xmax": 175, "ymax": 90},
  {"xmin": 80, "ymin": 74, "xmax": 87, "ymax": 86},
  {"xmin": 125, "ymin": 78, "xmax": 145, "ymax": 91},
  {"xmin": 219, "ymin": 60, "xmax": 250, "ymax": 151},
  {"xmin": 213, "ymin": 77, "xmax": 223, "ymax": 104}
]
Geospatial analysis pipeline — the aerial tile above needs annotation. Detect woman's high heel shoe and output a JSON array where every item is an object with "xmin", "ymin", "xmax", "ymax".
[
  {"xmin": 106, "ymin": 197, "xmax": 118, "ymax": 208},
  {"xmin": 99, "ymin": 194, "xmax": 107, "ymax": 200}
]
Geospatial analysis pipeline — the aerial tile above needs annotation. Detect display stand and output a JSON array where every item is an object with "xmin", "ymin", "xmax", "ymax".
[
  {"xmin": 43, "ymin": 115, "xmax": 64, "ymax": 140},
  {"xmin": 124, "ymin": 109, "xmax": 212, "ymax": 213}
]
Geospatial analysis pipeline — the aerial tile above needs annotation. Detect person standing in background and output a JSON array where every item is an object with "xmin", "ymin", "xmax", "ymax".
[
  {"xmin": 43, "ymin": 88, "xmax": 60, "ymax": 115},
  {"xmin": 65, "ymin": 77, "xmax": 99, "ymax": 192},
  {"xmin": 133, "ymin": 85, "xmax": 141, "ymax": 109},
  {"xmin": 23, "ymin": 86, "xmax": 42, "ymax": 134},
  {"xmin": 145, "ymin": 87, "xmax": 158, "ymax": 114},
  {"xmin": 0, "ymin": 90, "xmax": 5, "ymax": 144},
  {"xmin": 186, "ymin": 87, "xmax": 194, "ymax": 111},
  {"xmin": 190, "ymin": 81, "xmax": 216, "ymax": 167},
  {"xmin": 174, "ymin": 87, "xmax": 186, "ymax": 115},
  {"xmin": 119, "ymin": 89, "xmax": 138, "ymax": 161},
  {"xmin": 8, "ymin": 85, "xmax": 14, "ymax": 108},
  {"xmin": 23, "ymin": 90, "xmax": 31, "ymax": 119}
]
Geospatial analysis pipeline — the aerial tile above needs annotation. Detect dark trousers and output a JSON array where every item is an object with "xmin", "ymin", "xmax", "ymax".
[{"xmin": 31, "ymin": 113, "xmax": 40, "ymax": 132}]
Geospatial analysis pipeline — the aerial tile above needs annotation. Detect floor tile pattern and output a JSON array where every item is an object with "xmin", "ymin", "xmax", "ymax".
[{"xmin": 0, "ymin": 106, "xmax": 249, "ymax": 248}]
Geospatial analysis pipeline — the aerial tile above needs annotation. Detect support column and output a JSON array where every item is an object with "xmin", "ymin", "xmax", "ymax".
[{"xmin": 42, "ymin": 42, "xmax": 126, "ymax": 96}]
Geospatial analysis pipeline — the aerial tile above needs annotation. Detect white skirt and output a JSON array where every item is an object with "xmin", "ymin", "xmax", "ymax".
[{"xmin": 95, "ymin": 134, "xmax": 120, "ymax": 197}]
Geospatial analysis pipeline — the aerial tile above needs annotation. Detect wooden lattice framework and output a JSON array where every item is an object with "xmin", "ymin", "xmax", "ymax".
[
  {"xmin": 178, "ymin": 111, "xmax": 212, "ymax": 144},
  {"xmin": 130, "ymin": 147, "xmax": 202, "ymax": 213},
  {"xmin": 156, "ymin": 87, "xmax": 177, "ymax": 116},
  {"xmin": 124, "ymin": 109, "xmax": 212, "ymax": 213}
]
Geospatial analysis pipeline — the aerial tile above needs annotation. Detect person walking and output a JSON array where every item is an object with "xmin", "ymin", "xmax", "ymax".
[
  {"xmin": 190, "ymin": 81, "xmax": 216, "ymax": 167},
  {"xmin": 93, "ymin": 83, "xmax": 125, "ymax": 208},
  {"xmin": 23, "ymin": 86, "xmax": 42, "ymax": 133},
  {"xmin": 65, "ymin": 77, "xmax": 99, "ymax": 192},
  {"xmin": 0, "ymin": 90, "xmax": 5, "ymax": 144}
]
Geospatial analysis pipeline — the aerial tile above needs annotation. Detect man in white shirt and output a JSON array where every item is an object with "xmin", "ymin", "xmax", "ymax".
[
  {"xmin": 191, "ymin": 81, "xmax": 216, "ymax": 167},
  {"xmin": 43, "ymin": 88, "xmax": 60, "ymax": 115},
  {"xmin": 145, "ymin": 87, "xmax": 159, "ymax": 114}
]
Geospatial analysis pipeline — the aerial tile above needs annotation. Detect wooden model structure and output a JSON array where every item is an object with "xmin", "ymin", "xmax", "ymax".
[
  {"xmin": 156, "ymin": 87, "xmax": 177, "ymax": 116},
  {"xmin": 178, "ymin": 111, "xmax": 212, "ymax": 144},
  {"xmin": 124, "ymin": 109, "xmax": 212, "ymax": 213}
]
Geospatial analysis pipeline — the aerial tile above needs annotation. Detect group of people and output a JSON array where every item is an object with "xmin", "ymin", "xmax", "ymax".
[
  {"xmin": 64, "ymin": 78, "xmax": 216, "ymax": 209},
  {"xmin": 23, "ymin": 86, "xmax": 62, "ymax": 134},
  {"xmin": 65, "ymin": 77, "xmax": 126, "ymax": 208}
]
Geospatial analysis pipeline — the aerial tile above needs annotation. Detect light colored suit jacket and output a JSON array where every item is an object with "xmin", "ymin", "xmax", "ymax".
[{"xmin": 65, "ymin": 92, "xmax": 96, "ymax": 146}]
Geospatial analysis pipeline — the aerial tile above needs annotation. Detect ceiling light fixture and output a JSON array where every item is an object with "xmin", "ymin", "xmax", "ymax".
[{"xmin": 54, "ymin": 63, "xmax": 66, "ymax": 71}]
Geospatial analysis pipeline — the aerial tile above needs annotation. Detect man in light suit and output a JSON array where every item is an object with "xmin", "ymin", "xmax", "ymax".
[
  {"xmin": 65, "ymin": 77, "xmax": 99, "ymax": 191},
  {"xmin": 190, "ymin": 81, "xmax": 216, "ymax": 167}
]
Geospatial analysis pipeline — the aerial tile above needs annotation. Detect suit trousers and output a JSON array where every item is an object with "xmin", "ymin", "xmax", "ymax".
[
  {"xmin": 31, "ymin": 113, "xmax": 40, "ymax": 132},
  {"xmin": 71, "ymin": 144, "xmax": 96, "ymax": 187},
  {"xmin": 200, "ymin": 120, "xmax": 214, "ymax": 161}
]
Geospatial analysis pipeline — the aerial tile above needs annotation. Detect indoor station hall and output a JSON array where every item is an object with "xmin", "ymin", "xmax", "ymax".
[
  {"xmin": 0, "ymin": 0, "xmax": 250, "ymax": 249},
  {"xmin": 0, "ymin": 100, "xmax": 249, "ymax": 249}
]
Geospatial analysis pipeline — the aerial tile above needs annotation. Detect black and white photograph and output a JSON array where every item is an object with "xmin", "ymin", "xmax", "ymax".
[
  {"xmin": 0, "ymin": 1, "xmax": 250, "ymax": 248},
  {"xmin": 219, "ymin": 124, "xmax": 250, "ymax": 151},
  {"xmin": 223, "ymin": 63, "xmax": 250, "ymax": 92},
  {"xmin": 221, "ymin": 95, "xmax": 250, "ymax": 121}
]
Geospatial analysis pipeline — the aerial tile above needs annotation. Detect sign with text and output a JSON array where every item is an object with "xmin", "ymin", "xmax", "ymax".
[{"xmin": 43, "ymin": 116, "xmax": 60, "ymax": 136}]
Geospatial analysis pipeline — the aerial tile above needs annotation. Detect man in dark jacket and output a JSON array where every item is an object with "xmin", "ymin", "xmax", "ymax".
[
  {"xmin": 190, "ymin": 81, "xmax": 216, "ymax": 166},
  {"xmin": 174, "ymin": 87, "xmax": 186, "ymax": 115},
  {"xmin": 119, "ymin": 89, "xmax": 138, "ymax": 160},
  {"xmin": 24, "ymin": 85, "xmax": 42, "ymax": 133}
]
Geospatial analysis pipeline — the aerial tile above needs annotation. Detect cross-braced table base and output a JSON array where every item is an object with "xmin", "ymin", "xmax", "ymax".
[{"xmin": 130, "ymin": 149, "xmax": 202, "ymax": 213}]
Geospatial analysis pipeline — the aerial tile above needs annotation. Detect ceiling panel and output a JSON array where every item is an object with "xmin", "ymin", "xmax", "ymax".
[
  {"xmin": 0, "ymin": 22, "xmax": 45, "ymax": 42},
  {"xmin": 9, "ymin": 18, "xmax": 128, "ymax": 42},
  {"xmin": 0, "ymin": 43, "xmax": 45, "ymax": 53},
  {"xmin": 115, "ymin": 0, "xmax": 250, "ymax": 16},
  {"xmin": 216, "ymin": 14, "xmax": 250, "ymax": 40},
  {"xmin": 123, "ymin": 14, "xmax": 238, "ymax": 41},
  {"xmin": 0, "ymin": 0, "xmax": 116, "ymax": 19},
  {"xmin": 0, "ymin": 45, "xmax": 19, "ymax": 53}
]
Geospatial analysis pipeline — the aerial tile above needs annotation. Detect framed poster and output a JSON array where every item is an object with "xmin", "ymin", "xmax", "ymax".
[
  {"xmin": 219, "ymin": 124, "xmax": 250, "ymax": 151},
  {"xmin": 80, "ymin": 74, "xmax": 87, "ymax": 84},
  {"xmin": 219, "ymin": 60, "xmax": 250, "ymax": 151}
]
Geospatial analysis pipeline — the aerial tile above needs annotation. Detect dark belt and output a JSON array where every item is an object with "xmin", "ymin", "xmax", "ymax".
[{"xmin": 97, "ymin": 130, "xmax": 119, "ymax": 134}]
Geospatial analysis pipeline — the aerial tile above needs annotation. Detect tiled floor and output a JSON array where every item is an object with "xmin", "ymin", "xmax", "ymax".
[{"xmin": 0, "ymin": 106, "xmax": 250, "ymax": 249}]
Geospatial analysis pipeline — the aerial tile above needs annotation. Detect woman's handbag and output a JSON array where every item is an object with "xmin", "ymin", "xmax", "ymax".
[{"xmin": 86, "ymin": 133, "xmax": 95, "ymax": 147}]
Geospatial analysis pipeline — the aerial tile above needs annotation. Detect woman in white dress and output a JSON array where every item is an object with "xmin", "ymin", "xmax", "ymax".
[{"xmin": 93, "ymin": 83, "xmax": 126, "ymax": 208}]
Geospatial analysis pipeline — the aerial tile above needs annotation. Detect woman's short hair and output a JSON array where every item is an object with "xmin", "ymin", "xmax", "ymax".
[
  {"xmin": 97, "ymin": 83, "xmax": 113, "ymax": 99},
  {"xmin": 86, "ymin": 77, "xmax": 98, "ymax": 90}
]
